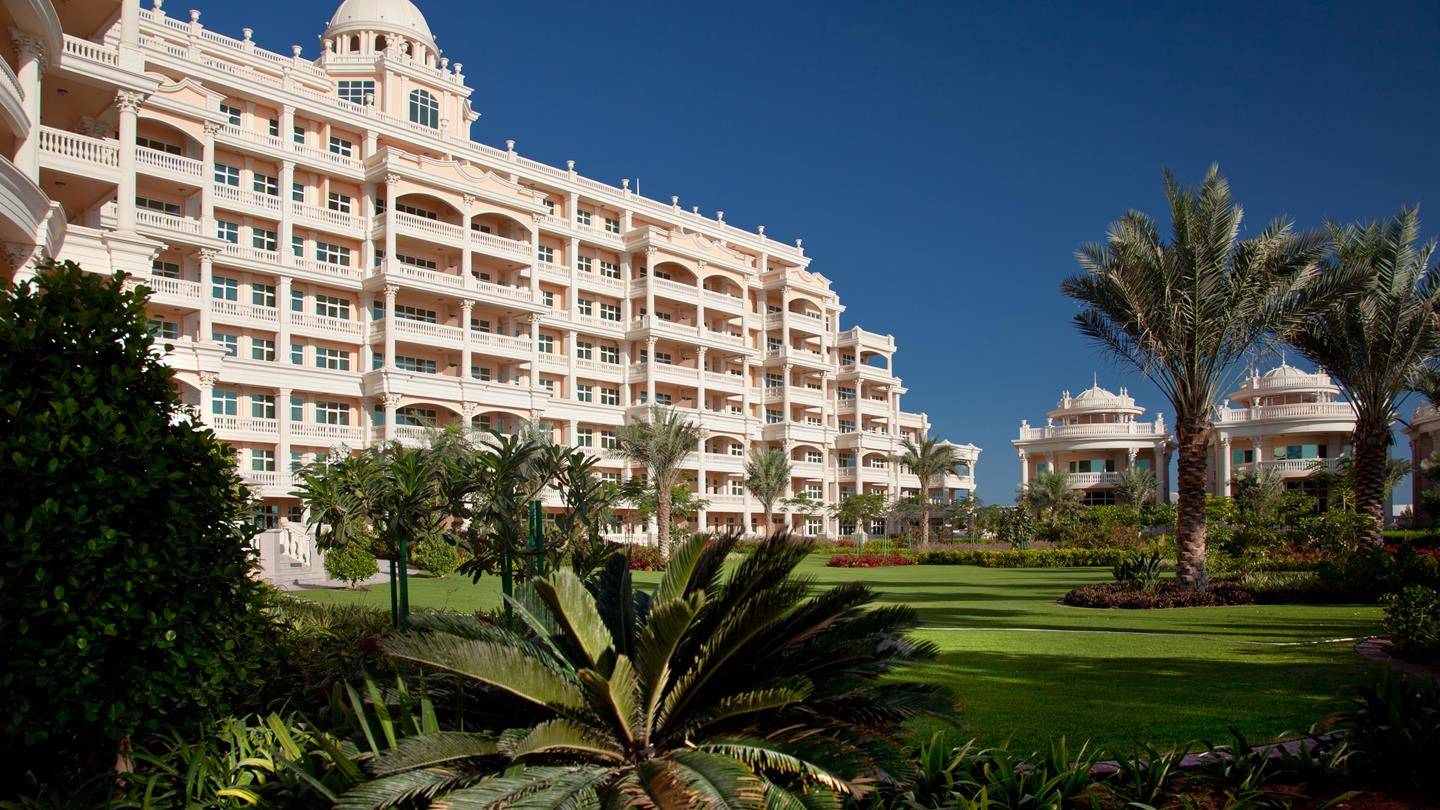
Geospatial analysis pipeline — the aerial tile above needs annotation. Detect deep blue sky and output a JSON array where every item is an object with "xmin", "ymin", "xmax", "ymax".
[{"xmin": 202, "ymin": 0, "xmax": 1440, "ymax": 504}]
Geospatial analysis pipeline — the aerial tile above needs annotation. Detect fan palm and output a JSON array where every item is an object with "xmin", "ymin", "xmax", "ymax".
[
  {"xmin": 616, "ymin": 406, "xmax": 701, "ymax": 560},
  {"xmin": 1021, "ymin": 468, "xmax": 1080, "ymax": 525},
  {"xmin": 1060, "ymin": 166, "xmax": 1333, "ymax": 590},
  {"xmin": 1284, "ymin": 207, "xmax": 1440, "ymax": 545},
  {"xmin": 743, "ymin": 447, "xmax": 792, "ymax": 533},
  {"xmin": 892, "ymin": 437, "xmax": 961, "ymax": 548},
  {"xmin": 1111, "ymin": 465, "xmax": 1157, "ymax": 512},
  {"xmin": 342, "ymin": 533, "xmax": 950, "ymax": 808}
]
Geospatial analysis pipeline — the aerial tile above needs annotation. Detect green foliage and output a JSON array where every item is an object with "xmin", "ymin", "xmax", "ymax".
[
  {"xmin": 410, "ymin": 537, "xmax": 460, "ymax": 578},
  {"xmin": 0, "ymin": 262, "xmax": 271, "ymax": 781},
  {"xmin": 615, "ymin": 405, "xmax": 702, "ymax": 558},
  {"xmin": 994, "ymin": 505, "xmax": 1036, "ymax": 549},
  {"xmin": 324, "ymin": 543, "xmax": 379, "ymax": 588},
  {"xmin": 260, "ymin": 599, "xmax": 393, "ymax": 711},
  {"xmin": 1326, "ymin": 673, "xmax": 1440, "ymax": 791},
  {"xmin": 831, "ymin": 492, "xmax": 888, "ymax": 532},
  {"xmin": 1112, "ymin": 549, "xmax": 1164, "ymax": 590},
  {"xmin": 1382, "ymin": 586, "xmax": 1440, "ymax": 663},
  {"xmin": 743, "ymin": 446, "xmax": 791, "ymax": 525},
  {"xmin": 1315, "ymin": 545, "xmax": 1440, "ymax": 598},
  {"xmin": 916, "ymin": 547, "xmax": 1132, "ymax": 568},
  {"xmin": 1021, "ymin": 469, "xmax": 1080, "ymax": 525},
  {"xmin": 352, "ymin": 533, "xmax": 951, "ymax": 806},
  {"xmin": 880, "ymin": 737, "xmax": 1100, "ymax": 809}
]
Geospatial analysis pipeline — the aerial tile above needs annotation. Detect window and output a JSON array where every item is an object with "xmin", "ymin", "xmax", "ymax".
[
  {"xmin": 251, "ymin": 282, "xmax": 276, "ymax": 308},
  {"xmin": 316, "ymin": 401, "xmax": 351, "ymax": 425},
  {"xmin": 541, "ymin": 290, "xmax": 555, "ymax": 308},
  {"xmin": 136, "ymin": 197, "xmax": 181, "ymax": 216},
  {"xmin": 765, "ymin": 372, "xmax": 783, "ymax": 389},
  {"xmin": 599, "ymin": 260, "xmax": 620, "ymax": 279},
  {"xmin": 217, "ymin": 220, "xmax": 239, "ymax": 243},
  {"xmin": 543, "ymin": 199, "xmax": 556, "ymax": 215},
  {"xmin": 577, "ymin": 256, "xmax": 593, "ymax": 273},
  {"xmin": 576, "ymin": 341, "xmax": 593, "ymax": 360},
  {"xmin": 212, "ymin": 275, "xmax": 239, "ymax": 301},
  {"xmin": 729, "ymin": 444, "xmax": 745, "ymax": 457},
  {"xmin": 293, "ymin": 125, "xmax": 305, "ymax": 144},
  {"xmin": 599, "ymin": 345, "xmax": 619, "ymax": 364},
  {"xmin": 251, "ymin": 449, "xmax": 275, "ymax": 473},
  {"xmin": 290, "ymin": 289, "xmax": 306, "ymax": 313},
  {"xmin": 397, "ymin": 253, "xmax": 438, "ymax": 270},
  {"xmin": 136, "ymin": 135, "xmax": 182, "ymax": 155},
  {"xmin": 654, "ymin": 351, "xmax": 672, "ymax": 365},
  {"xmin": 1231, "ymin": 449, "xmax": 1254, "ymax": 465},
  {"xmin": 219, "ymin": 103, "xmax": 241, "ymax": 125},
  {"xmin": 212, "ymin": 331, "xmax": 238, "ymax": 356},
  {"xmin": 470, "ymin": 317, "xmax": 490, "ymax": 333},
  {"xmin": 372, "ymin": 352, "xmax": 384, "ymax": 370},
  {"xmin": 292, "ymin": 235, "xmax": 305, "ymax": 258},
  {"xmin": 214, "ymin": 163, "xmax": 240, "ymax": 186},
  {"xmin": 537, "ymin": 335, "xmax": 555, "ymax": 354},
  {"xmin": 576, "ymin": 384, "xmax": 593, "ymax": 403},
  {"xmin": 327, "ymin": 192, "xmax": 351, "ymax": 214},
  {"xmin": 766, "ymin": 409, "xmax": 782, "ymax": 424},
  {"xmin": 212, "ymin": 389, "xmax": 238, "ymax": 416},
  {"xmin": 394, "ymin": 202, "xmax": 437, "ymax": 219},
  {"xmin": 538, "ymin": 378, "xmax": 555, "ymax": 393},
  {"xmin": 395, "ymin": 305, "xmax": 436, "ymax": 323},
  {"xmin": 1068, "ymin": 459, "xmax": 1117, "ymax": 473},
  {"xmin": 252, "ymin": 227, "xmax": 277, "ymax": 252},
  {"xmin": 576, "ymin": 298, "xmax": 593, "ymax": 317},
  {"xmin": 314, "ymin": 295, "xmax": 350, "ymax": 320},
  {"xmin": 291, "ymin": 181, "xmax": 305, "ymax": 203},
  {"xmin": 328, "ymin": 136, "xmax": 353, "ymax": 157},
  {"xmin": 315, "ymin": 242, "xmax": 351, "ymax": 266},
  {"xmin": 470, "ymin": 365, "xmax": 491, "ymax": 381},
  {"xmin": 152, "ymin": 259, "xmax": 181, "ymax": 279},
  {"xmin": 251, "ymin": 337, "xmax": 275, "ymax": 361},
  {"xmin": 314, "ymin": 346, "xmax": 350, "ymax": 371},
  {"xmin": 576, "ymin": 428, "xmax": 593, "ymax": 447},
  {"xmin": 253, "ymin": 173, "xmax": 278, "ymax": 196},
  {"xmin": 408, "ymin": 89, "xmax": 440, "ymax": 128},
  {"xmin": 268, "ymin": 118, "xmax": 279, "ymax": 137},
  {"xmin": 805, "ymin": 450, "xmax": 823, "ymax": 464},
  {"xmin": 767, "ymin": 337, "xmax": 782, "ymax": 351},
  {"xmin": 395, "ymin": 356, "xmax": 437, "ymax": 374},
  {"xmin": 1134, "ymin": 458, "xmax": 1152, "ymax": 471},
  {"xmin": 290, "ymin": 342, "xmax": 304, "ymax": 365},
  {"xmin": 599, "ymin": 303, "xmax": 620, "ymax": 322},
  {"xmin": 396, "ymin": 407, "xmax": 437, "ymax": 427},
  {"xmin": 600, "ymin": 430, "xmax": 618, "ymax": 450},
  {"xmin": 600, "ymin": 387, "xmax": 619, "ymax": 406},
  {"xmin": 537, "ymin": 245, "xmax": 555, "ymax": 264},
  {"xmin": 337, "ymin": 79, "xmax": 374, "ymax": 105},
  {"xmin": 251, "ymin": 393, "xmax": 276, "ymax": 419},
  {"xmin": 147, "ymin": 319, "xmax": 180, "ymax": 340},
  {"xmin": 604, "ymin": 216, "xmax": 620, "ymax": 234}
]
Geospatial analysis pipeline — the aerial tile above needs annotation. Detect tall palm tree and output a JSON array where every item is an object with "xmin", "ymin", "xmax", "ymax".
[
  {"xmin": 615, "ymin": 405, "xmax": 701, "ymax": 560},
  {"xmin": 892, "ymin": 437, "xmax": 960, "ymax": 547},
  {"xmin": 1285, "ymin": 207, "xmax": 1440, "ymax": 545},
  {"xmin": 1111, "ymin": 465, "xmax": 1157, "ymax": 512},
  {"xmin": 1060, "ymin": 166, "xmax": 1331, "ymax": 590},
  {"xmin": 1021, "ymin": 468, "xmax": 1080, "ymax": 525},
  {"xmin": 350, "ymin": 533, "xmax": 950, "ymax": 807},
  {"xmin": 744, "ymin": 447, "xmax": 792, "ymax": 533}
]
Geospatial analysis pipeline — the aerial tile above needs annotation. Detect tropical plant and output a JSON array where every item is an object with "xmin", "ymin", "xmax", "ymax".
[
  {"xmin": 347, "ymin": 533, "xmax": 951, "ymax": 807},
  {"xmin": 1021, "ymin": 469, "xmax": 1080, "ymax": 525},
  {"xmin": 615, "ymin": 405, "xmax": 701, "ymax": 560},
  {"xmin": 892, "ymin": 437, "xmax": 962, "ymax": 547},
  {"xmin": 0, "ymin": 261, "xmax": 272, "ymax": 782},
  {"xmin": 411, "ymin": 536, "xmax": 461, "ymax": 578},
  {"xmin": 1111, "ymin": 465, "xmax": 1157, "ymax": 511},
  {"xmin": 743, "ymin": 447, "xmax": 792, "ymax": 533},
  {"xmin": 1230, "ymin": 464, "xmax": 1288, "ymax": 520},
  {"xmin": 1307, "ymin": 454, "xmax": 1411, "ymax": 513},
  {"xmin": 1112, "ymin": 549, "xmax": 1164, "ymax": 590},
  {"xmin": 1285, "ymin": 207, "xmax": 1440, "ymax": 545},
  {"xmin": 831, "ymin": 492, "xmax": 889, "ymax": 537},
  {"xmin": 1061, "ymin": 166, "xmax": 1334, "ymax": 590},
  {"xmin": 325, "ymin": 543, "xmax": 380, "ymax": 588}
]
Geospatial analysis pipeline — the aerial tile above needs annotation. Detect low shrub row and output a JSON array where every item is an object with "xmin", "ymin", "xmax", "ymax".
[
  {"xmin": 825, "ymin": 553, "xmax": 913, "ymax": 568},
  {"xmin": 915, "ymin": 547, "xmax": 1133, "ymax": 568},
  {"xmin": 1063, "ymin": 580, "xmax": 1258, "ymax": 608}
]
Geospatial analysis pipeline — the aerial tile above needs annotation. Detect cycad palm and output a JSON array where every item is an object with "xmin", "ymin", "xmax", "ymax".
[
  {"xmin": 342, "ymin": 533, "xmax": 949, "ymax": 808},
  {"xmin": 1285, "ymin": 207, "xmax": 1440, "ymax": 544},
  {"xmin": 743, "ymin": 447, "xmax": 791, "ymax": 533},
  {"xmin": 892, "ymin": 437, "xmax": 960, "ymax": 547},
  {"xmin": 616, "ymin": 406, "xmax": 701, "ymax": 560},
  {"xmin": 1060, "ymin": 166, "xmax": 1331, "ymax": 590}
]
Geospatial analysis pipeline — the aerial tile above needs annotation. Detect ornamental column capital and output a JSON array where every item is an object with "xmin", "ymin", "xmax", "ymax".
[
  {"xmin": 384, "ymin": 172, "xmax": 402, "ymax": 188},
  {"xmin": 12, "ymin": 31, "xmax": 47, "ymax": 67},
  {"xmin": 114, "ymin": 89, "xmax": 147, "ymax": 114},
  {"xmin": 383, "ymin": 284, "xmax": 399, "ymax": 298},
  {"xmin": 381, "ymin": 393, "xmax": 402, "ymax": 408},
  {"xmin": 197, "ymin": 247, "xmax": 220, "ymax": 262},
  {"xmin": 460, "ymin": 299, "xmax": 475, "ymax": 313},
  {"xmin": 197, "ymin": 372, "xmax": 218, "ymax": 389},
  {"xmin": 202, "ymin": 120, "xmax": 224, "ymax": 136}
]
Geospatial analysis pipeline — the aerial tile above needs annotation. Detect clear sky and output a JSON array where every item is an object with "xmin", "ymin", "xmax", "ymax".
[{"xmin": 201, "ymin": 0, "xmax": 1440, "ymax": 504}]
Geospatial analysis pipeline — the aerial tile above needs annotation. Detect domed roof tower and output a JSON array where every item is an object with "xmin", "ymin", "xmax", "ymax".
[{"xmin": 323, "ymin": 0, "xmax": 439, "ymax": 65}]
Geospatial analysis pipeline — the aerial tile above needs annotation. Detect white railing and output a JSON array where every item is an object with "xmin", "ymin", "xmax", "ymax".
[
  {"xmin": 222, "ymin": 242, "xmax": 280, "ymax": 265},
  {"xmin": 393, "ymin": 210, "xmax": 465, "ymax": 242},
  {"xmin": 241, "ymin": 469, "xmax": 294, "ymax": 489},
  {"xmin": 291, "ymin": 311, "xmax": 361, "ymax": 335},
  {"xmin": 278, "ymin": 524, "xmax": 314, "ymax": 567},
  {"xmin": 392, "ymin": 318, "xmax": 464, "ymax": 343},
  {"xmin": 211, "ymin": 298, "xmax": 278, "ymax": 323},
  {"xmin": 705, "ymin": 371, "xmax": 744, "ymax": 387},
  {"xmin": 294, "ymin": 256, "xmax": 363, "ymax": 281},
  {"xmin": 535, "ymin": 261, "xmax": 569, "ymax": 282},
  {"xmin": 705, "ymin": 327, "xmax": 746, "ymax": 345},
  {"xmin": 1215, "ymin": 401, "xmax": 1354, "ymax": 424},
  {"xmin": 212, "ymin": 415, "xmax": 277, "ymax": 434},
  {"xmin": 474, "ymin": 278, "xmax": 532, "ymax": 301},
  {"xmin": 291, "ymin": 422, "xmax": 364, "ymax": 442},
  {"xmin": 469, "ymin": 228, "xmax": 532, "ymax": 258},
  {"xmin": 62, "ymin": 34, "xmax": 118, "ymax": 66},
  {"xmin": 39, "ymin": 126, "xmax": 118, "ymax": 167},
  {"xmin": 213, "ymin": 182, "xmax": 280, "ymax": 211},
  {"xmin": 135, "ymin": 275, "xmax": 201, "ymax": 300},
  {"xmin": 136, "ymin": 209, "xmax": 201, "ymax": 233},
  {"xmin": 218, "ymin": 123, "xmax": 283, "ymax": 151},
  {"xmin": 470, "ymin": 329, "xmax": 532, "ymax": 352},
  {"xmin": 640, "ymin": 276, "xmax": 699, "ymax": 298},
  {"xmin": 1066, "ymin": 472, "xmax": 1122, "ymax": 486},
  {"xmin": 705, "ymin": 493, "xmax": 747, "ymax": 507},
  {"xmin": 1237, "ymin": 458, "xmax": 1340, "ymax": 474},
  {"xmin": 577, "ymin": 358, "xmax": 622, "ymax": 372},
  {"xmin": 0, "ymin": 54, "xmax": 21, "ymax": 102},
  {"xmin": 292, "ymin": 201, "xmax": 359, "ymax": 230},
  {"xmin": 387, "ymin": 262, "xmax": 465, "ymax": 288},
  {"xmin": 136, "ymin": 146, "xmax": 204, "ymax": 178},
  {"xmin": 1017, "ymin": 421, "xmax": 1166, "ymax": 440}
]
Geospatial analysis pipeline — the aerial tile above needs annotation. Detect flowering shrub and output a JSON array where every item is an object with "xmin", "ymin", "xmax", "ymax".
[
  {"xmin": 916, "ymin": 547, "xmax": 1132, "ymax": 568},
  {"xmin": 826, "ymin": 553, "xmax": 913, "ymax": 568},
  {"xmin": 624, "ymin": 544, "xmax": 665, "ymax": 571},
  {"xmin": 1064, "ymin": 580, "xmax": 1256, "ymax": 608}
]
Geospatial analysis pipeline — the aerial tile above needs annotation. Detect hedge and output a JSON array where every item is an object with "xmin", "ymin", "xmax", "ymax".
[{"xmin": 914, "ymin": 547, "xmax": 1131, "ymax": 568}]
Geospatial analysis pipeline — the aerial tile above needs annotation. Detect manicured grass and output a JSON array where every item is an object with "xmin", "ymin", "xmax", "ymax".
[{"xmin": 291, "ymin": 559, "xmax": 1383, "ymax": 750}]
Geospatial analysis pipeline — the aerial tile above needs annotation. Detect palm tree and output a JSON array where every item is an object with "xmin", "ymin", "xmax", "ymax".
[
  {"xmin": 1111, "ymin": 465, "xmax": 1157, "ymax": 512},
  {"xmin": 1060, "ymin": 166, "xmax": 1332, "ymax": 590},
  {"xmin": 1285, "ymin": 207, "xmax": 1440, "ymax": 545},
  {"xmin": 744, "ymin": 447, "xmax": 791, "ymax": 533},
  {"xmin": 1230, "ymin": 465, "xmax": 1287, "ymax": 520},
  {"xmin": 349, "ymin": 533, "xmax": 950, "ymax": 807},
  {"xmin": 615, "ymin": 405, "xmax": 701, "ymax": 560},
  {"xmin": 892, "ymin": 437, "xmax": 961, "ymax": 548},
  {"xmin": 1021, "ymin": 468, "xmax": 1080, "ymax": 525}
]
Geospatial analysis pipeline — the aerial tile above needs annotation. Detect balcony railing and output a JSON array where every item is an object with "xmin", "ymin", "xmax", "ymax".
[
  {"xmin": 211, "ymin": 298, "xmax": 277, "ymax": 323},
  {"xmin": 1018, "ymin": 421, "xmax": 1166, "ymax": 440},
  {"xmin": 469, "ymin": 228, "xmax": 532, "ymax": 259},
  {"xmin": 291, "ymin": 311, "xmax": 361, "ymax": 336},
  {"xmin": 1214, "ymin": 402, "xmax": 1354, "ymax": 424},
  {"xmin": 136, "ymin": 209, "xmax": 201, "ymax": 234},
  {"xmin": 213, "ymin": 182, "xmax": 281, "ymax": 212},
  {"xmin": 213, "ymin": 415, "xmax": 277, "ymax": 434},
  {"xmin": 470, "ymin": 329, "xmax": 532, "ymax": 352},
  {"xmin": 290, "ymin": 422, "xmax": 364, "ymax": 443},
  {"xmin": 62, "ymin": 34, "xmax": 118, "ymax": 66},
  {"xmin": 133, "ymin": 275, "xmax": 202, "ymax": 301},
  {"xmin": 39, "ymin": 126, "xmax": 118, "ymax": 167},
  {"xmin": 1067, "ymin": 472, "xmax": 1121, "ymax": 486},
  {"xmin": 392, "ymin": 318, "xmax": 463, "ymax": 344},
  {"xmin": 137, "ymin": 146, "xmax": 204, "ymax": 178}
]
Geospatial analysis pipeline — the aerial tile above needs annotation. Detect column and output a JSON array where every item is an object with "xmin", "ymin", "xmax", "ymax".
[
  {"xmin": 460, "ymin": 301, "xmax": 474, "ymax": 381},
  {"xmin": 361, "ymin": 182, "xmax": 377, "ymax": 270},
  {"xmin": 619, "ymin": 341, "xmax": 632, "ymax": 406},
  {"xmin": 280, "ymin": 105, "xmax": 294, "ymax": 148},
  {"xmin": 279, "ymin": 160, "xmax": 295, "ymax": 265},
  {"xmin": 643, "ymin": 247, "xmax": 656, "ymax": 320},
  {"xmin": 696, "ymin": 428, "xmax": 709, "ymax": 533},
  {"xmin": 528, "ymin": 314, "xmax": 541, "ymax": 391},
  {"xmin": 645, "ymin": 336, "xmax": 657, "ymax": 405},
  {"xmin": 276, "ymin": 385, "xmax": 292, "ymax": 479},
  {"xmin": 382, "ymin": 393, "xmax": 399, "ymax": 442},
  {"xmin": 199, "ymin": 119, "xmax": 219, "ymax": 233},
  {"xmin": 565, "ymin": 329, "xmax": 577, "ymax": 401},
  {"xmin": 277, "ymin": 276, "xmax": 293, "ymax": 359},
  {"xmin": 781, "ymin": 362, "xmax": 792, "ymax": 429},
  {"xmin": 197, "ymin": 373, "xmax": 217, "ymax": 426},
  {"xmin": 383, "ymin": 173, "xmax": 399, "ymax": 264},
  {"xmin": 116, "ymin": 91, "xmax": 148, "ymax": 231},
  {"xmin": 1019, "ymin": 451, "xmax": 1030, "ymax": 489},
  {"xmin": 383, "ymin": 284, "xmax": 397, "ymax": 369},
  {"xmin": 1218, "ymin": 434, "xmax": 1231, "ymax": 497},
  {"xmin": 529, "ymin": 216, "xmax": 542, "ymax": 298},
  {"xmin": 696, "ymin": 347, "xmax": 708, "ymax": 418},
  {"xmin": 1156, "ymin": 443, "xmax": 1170, "ymax": 503},
  {"xmin": 198, "ymin": 248, "xmax": 217, "ymax": 340},
  {"xmin": 11, "ymin": 34, "xmax": 44, "ymax": 182},
  {"xmin": 359, "ymin": 292, "xmax": 374, "ymax": 371}
]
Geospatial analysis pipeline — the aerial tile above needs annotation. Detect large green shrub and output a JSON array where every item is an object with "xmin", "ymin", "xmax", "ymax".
[
  {"xmin": 323, "ymin": 542, "xmax": 379, "ymax": 588},
  {"xmin": 0, "ymin": 263, "xmax": 270, "ymax": 781},
  {"xmin": 1383, "ymin": 586, "xmax": 1440, "ymax": 663},
  {"xmin": 410, "ymin": 535, "xmax": 460, "ymax": 577}
]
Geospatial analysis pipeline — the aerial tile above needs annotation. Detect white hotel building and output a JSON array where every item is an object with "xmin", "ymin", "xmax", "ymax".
[{"xmin": 0, "ymin": 0, "xmax": 978, "ymax": 540}]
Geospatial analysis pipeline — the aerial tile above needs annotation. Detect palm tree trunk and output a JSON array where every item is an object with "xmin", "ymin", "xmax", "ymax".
[
  {"xmin": 656, "ymin": 486, "xmax": 672, "ymax": 561},
  {"xmin": 763, "ymin": 505, "xmax": 773, "ymax": 536},
  {"xmin": 1174, "ymin": 423, "xmax": 1209, "ymax": 592},
  {"xmin": 1352, "ymin": 415, "xmax": 1390, "ymax": 547},
  {"xmin": 920, "ymin": 492, "xmax": 931, "ymax": 549}
]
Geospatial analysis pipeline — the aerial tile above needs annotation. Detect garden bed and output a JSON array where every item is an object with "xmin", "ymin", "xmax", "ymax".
[
  {"xmin": 826, "ymin": 553, "xmax": 913, "ymax": 568},
  {"xmin": 1063, "ymin": 580, "xmax": 1258, "ymax": 608}
]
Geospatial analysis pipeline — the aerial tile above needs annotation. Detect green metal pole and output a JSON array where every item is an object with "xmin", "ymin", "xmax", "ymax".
[
  {"xmin": 397, "ymin": 528, "xmax": 410, "ymax": 632},
  {"xmin": 389, "ymin": 557, "xmax": 398, "ymax": 629},
  {"xmin": 501, "ymin": 534, "xmax": 513, "ymax": 630},
  {"xmin": 530, "ymin": 500, "xmax": 544, "ymax": 576}
]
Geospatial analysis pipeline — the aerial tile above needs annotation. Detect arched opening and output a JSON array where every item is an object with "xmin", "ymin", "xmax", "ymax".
[
  {"xmin": 135, "ymin": 116, "xmax": 202, "ymax": 160},
  {"xmin": 473, "ymin": 409, "xmax": 530, "ymax": 436},
  {"xmin": 375, "ymin": 34, "xmax": 388, "ymax": 52},
  {"xmin": 402, "ymin": 41, "xmax": 414, "ymax": 57},
  {"xmin": 701, "ymin": 273, "xmax": 743, "ymax": 298},
  {"xmin": 348, "ymin": 34, "xmax": 359, "ymax": 52},
  {"xmin": 469, "ymin": 210, "xmax": 530, "ymax": 242},
  {"xmin": 394, "ymin": 192, "xmax": 462, "ymax": 225},
  {"xmin": 786, "ymin": 296, "xmax": 824, "ymax": 319},
  {"xmin": 650, "ymin": 260, "xmax": 698, "ymax": 287}
]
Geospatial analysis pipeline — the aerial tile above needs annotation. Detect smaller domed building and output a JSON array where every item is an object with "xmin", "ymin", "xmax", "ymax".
[{"xmin": 1012, "ymin": 382, "xmax": 1171, "ymax": 505}]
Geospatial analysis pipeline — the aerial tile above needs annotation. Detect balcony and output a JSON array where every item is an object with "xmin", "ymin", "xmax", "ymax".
[
  {"xmin": 221, "ymin": 242, "xmax": 280, "ymax": 267},
  {"xmin": 1017, "ymin": 421, "xmax": 1166, "ymax": 441},
  {"xmin": 130, "ymin": 275, "xmax": 202, "ymax": 305},
  {"xmin": 291, "ymin": 201, "xmax": 360, "ymax": 234},
  {"xmin": 211, "ymin": 298, "xmax": 277, "ymax": 324},
  {"xmin": 136, "ymin": 146, "xmax": 204, "ymax": 183},
  {"xmin": 239, "ymin": 469, "xmax": 295, "ymax": 496},
  {"xmin": 290, "ymin": 422, "xmax": 364, "ymax": 444},
  {"xmin": 213, "ymin": 415, "xmax": 277, "ymax": 436},
  {"xmin": 469, "ymin": 328, "xmax": 533, "ymax": 356},
  {"xmin": 1235, "ymin": 458, "xmax": 1341, "ymax": 475},
  {"xmin": 636, "ymin": 276, "xmax": 700, "ymax": 301},
  {"xmin": 61, "ymin": 34, "xmax": 119, "ymax": 68},
  {"xmin": 704, "ymin": 493, "xmax": 748, "ymax": 509},
  {"xmin": 702, "ymin": 452, "xmax": 746, "ymax": 474},
  {"xmin": 1067, "ymin": 472, "xmax": 1121, "ymax": 487},
  {"xmin": 291, "ymin": 311, "xmax": 362, "ymax": 338},
  {"xmin": 1214, "ymin": 402, "xmax": 1354, "ymax": 425},
  {"xmin": 38, "ymin": 126, "xmax": 119, "ymax": 180},
  {"xmin": 388, "ymin": 317, "xmax": 464, "ymax": 348},
  {"xmin": 470, "ymin": 227, "xmax": 533, "ymax": 261},
  {"xmin": 293, "ymin": 256, "xmax": 364, "ymax": 283},
  {"xmin": 216, "ymin": 123, "xmax": 285, "ymax": 153},
  {"xmin": 213, "ymin": 182, "xmax": 281, "ymax": 214},
  {"xmin": 136, "ymin": 208, "xmax": 202, "ymax": 236}
]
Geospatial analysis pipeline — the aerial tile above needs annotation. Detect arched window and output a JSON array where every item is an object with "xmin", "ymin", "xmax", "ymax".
[
  {"xmin": 375, "ymin": 34, "xmax": 387, "ymax": 52},
  {"xmin": 409, "ymin": 89, "xmax": 439, "ymax": 129},
  {"xmin": 348, "ymin": 34, "xmax": 359, "ymax": 52}
]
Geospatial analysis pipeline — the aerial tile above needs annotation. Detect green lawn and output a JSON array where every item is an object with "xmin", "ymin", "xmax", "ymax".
[{"xmin": 291, "ymin": 559, "xmax": 1383, "ymax": 750}]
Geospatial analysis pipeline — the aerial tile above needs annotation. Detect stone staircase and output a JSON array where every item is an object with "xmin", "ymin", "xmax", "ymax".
[{"xmin": 254, "ymin": 524, "xmax": 332, "ymax": 589}]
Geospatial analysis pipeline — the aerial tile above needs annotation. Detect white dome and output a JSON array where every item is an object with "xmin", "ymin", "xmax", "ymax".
[
  {"xmin": 1071, "ymin": 384, "xmax": 1121, "ymax": 404},
  {"xmin": 325, "ymin": 0, "xmax": 436, "ymax": 52},
  {"xmin": 1261, "ymin": 362, "xmax": 1313, "ymax": 382}
]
